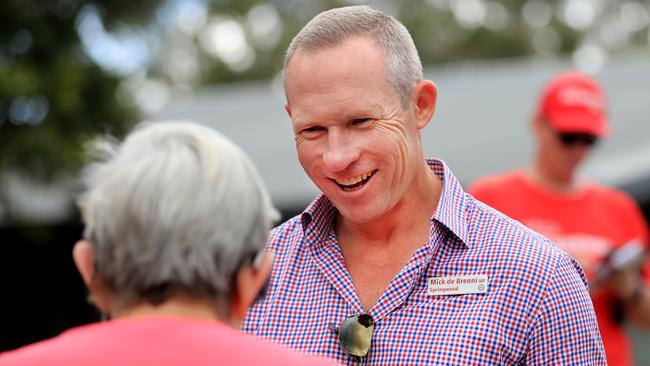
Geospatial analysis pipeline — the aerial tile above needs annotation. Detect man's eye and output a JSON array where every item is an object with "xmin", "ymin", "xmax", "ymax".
[
  {"xmin": 352, "ymin": 118, "xmax": 371, "ymax": 125},
  {"xmin": 302, "ymin": 126, "xmax": 324, "ymax": 134}
]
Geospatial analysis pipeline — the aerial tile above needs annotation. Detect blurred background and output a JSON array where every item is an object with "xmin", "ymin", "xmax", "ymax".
[{"xmin": 1, "ymin": 0, "xmax": 649, "ymax": 361}]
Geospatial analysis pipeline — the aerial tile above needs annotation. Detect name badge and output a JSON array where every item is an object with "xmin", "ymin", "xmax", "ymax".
[{"xmin": 427, "ymin": 274, "xmax": 488, "ymax": 296}]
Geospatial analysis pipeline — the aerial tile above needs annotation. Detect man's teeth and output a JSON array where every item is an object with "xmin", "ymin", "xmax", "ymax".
[{"xmin": 337, "ymin": 172, "xmax": 373, "ymax": 186}]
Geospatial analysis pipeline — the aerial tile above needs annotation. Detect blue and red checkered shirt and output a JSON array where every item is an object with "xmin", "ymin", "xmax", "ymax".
[{"xmin": 244, "ymin": 159, "xmax": 605, "ymax": 365}]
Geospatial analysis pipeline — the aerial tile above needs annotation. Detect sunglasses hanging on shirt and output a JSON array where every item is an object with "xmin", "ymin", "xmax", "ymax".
[{"xmin": 329, "ymin": 313, "xmax": 375, "ymax": 360}]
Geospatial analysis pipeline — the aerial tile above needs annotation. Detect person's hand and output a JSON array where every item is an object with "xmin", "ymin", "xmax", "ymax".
[
  {"xmin": 593, "ymin": 240, "xmax": 645, "ymax": 300},
  {"xmin": 605, "ymin": 265, "xmax": 643, "ymax": 304}
]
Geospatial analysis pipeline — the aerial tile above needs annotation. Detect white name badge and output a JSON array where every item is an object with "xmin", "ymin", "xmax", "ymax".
[{"xmin": 427, "ymin": 274, "xmax": 488, "ymax": 296}]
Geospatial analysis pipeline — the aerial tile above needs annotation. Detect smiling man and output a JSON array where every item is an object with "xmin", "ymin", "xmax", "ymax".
[{"xmin": 244, "ymin": 6, "xmax": 605, "ymax": 365}]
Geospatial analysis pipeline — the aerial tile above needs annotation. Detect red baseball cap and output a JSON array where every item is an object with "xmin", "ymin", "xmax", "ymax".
[{"xmin": 536, "ymin": 71, "xmax": 610, "ymax": 136}]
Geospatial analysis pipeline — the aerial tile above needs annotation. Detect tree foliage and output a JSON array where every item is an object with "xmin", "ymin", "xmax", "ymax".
[{"xmin": 0, "ymin": 0, "xmax": 162, "ymax": 180}]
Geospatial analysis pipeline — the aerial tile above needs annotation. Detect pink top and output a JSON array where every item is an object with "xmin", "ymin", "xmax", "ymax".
[{"xmin": 0, "ymin": 316, "xmax": 339, "ymax": 366}]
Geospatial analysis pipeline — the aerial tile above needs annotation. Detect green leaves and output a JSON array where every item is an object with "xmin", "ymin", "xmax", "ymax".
[{"xmin": 0, "ymin": 0, "xmax": 159, "ymax": 184}]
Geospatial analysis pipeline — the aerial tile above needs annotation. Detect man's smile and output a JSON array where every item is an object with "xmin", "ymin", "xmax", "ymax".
[{"xmin": 333, "ymin": 169, "xmax": 377, "ymax": 191}]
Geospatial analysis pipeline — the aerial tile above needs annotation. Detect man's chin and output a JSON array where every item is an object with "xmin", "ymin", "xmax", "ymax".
[{"xmin": 336, "ymin": 206, "xmax": 385, "ymax": 226}]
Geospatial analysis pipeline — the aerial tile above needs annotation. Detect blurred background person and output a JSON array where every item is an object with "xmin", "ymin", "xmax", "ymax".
[
  {"xmin": 0, "ymin": 121, "xmax": 336, "ymax": 366},
  {"xmin": 469, "ymin": 71, "xmax": 650, "ymax": 366}
]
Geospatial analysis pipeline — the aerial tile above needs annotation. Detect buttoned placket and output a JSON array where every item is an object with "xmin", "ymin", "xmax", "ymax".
[{"xmin": 309, "ymin": 216, "xmax": 452, "ymax": 364}]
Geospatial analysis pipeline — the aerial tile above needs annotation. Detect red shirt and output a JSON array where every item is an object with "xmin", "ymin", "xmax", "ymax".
[
  {"xmin": 469, "ymin": 170, "xmax": 650, "ymax": 366},
  {"xmin": 0, "ymin": 316, "xmax": 338, "ymax": 366}
]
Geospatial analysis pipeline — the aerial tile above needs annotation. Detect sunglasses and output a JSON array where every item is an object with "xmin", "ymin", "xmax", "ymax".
[
  {"xmin": 329, "ymin": 314, "xmax": 375, "ymax": 359},
  {"xmin": 557, "ymin": 132, "xmax": 598, "ymax": 147}
]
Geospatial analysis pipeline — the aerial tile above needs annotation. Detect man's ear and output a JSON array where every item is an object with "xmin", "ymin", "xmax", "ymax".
[
  {"xmin": 413, "ymin": 80, "xmax": 437, "ymax": 130},
  {"xmin": 531, "ymin": 115, "xmax": 544, "ymax": 139},
  {"xmin": 284, "ymin": 103, "xmax": 292, "ymax": 118},
  {"xmin": 73, "ymin": 240, "xmax": 110, "ymax": 313},
  {"xmin": 229, "ymin": 252, "xmax": 273, "ymax": 327}
]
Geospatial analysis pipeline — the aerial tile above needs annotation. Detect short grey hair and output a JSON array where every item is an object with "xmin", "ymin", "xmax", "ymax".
[
  {"xmin": 78, "ymin": 120, "xmax": 279, "ymax": 310},
  {"xmin": 283, "ymin": 5, "xmax": 423, "ymax": 108}
]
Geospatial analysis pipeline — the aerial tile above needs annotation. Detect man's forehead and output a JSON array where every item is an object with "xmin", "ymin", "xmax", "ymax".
[
  {"xmin": 287, "ymin": 52, "xmax": 386, "ymax": 93},
  {"xmin": 288, "ymin": 35, "xmax": 383, "ymax": 71},
  {"xmin": 293, "ymin": 33, "xmax": 381, "ymax": 55}
]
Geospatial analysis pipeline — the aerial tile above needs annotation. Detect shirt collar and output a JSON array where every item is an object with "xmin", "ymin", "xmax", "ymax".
[
  {"xmin": 300, "ymin": 158, "xmax": 470, "ymax": 247},
  {"xmin": 301, "ymin": 194, "xmax": 336, "ymax": 243},
  {"xmin": 427, "ymin": 158, "xmax": 470, "ymax": 247}
]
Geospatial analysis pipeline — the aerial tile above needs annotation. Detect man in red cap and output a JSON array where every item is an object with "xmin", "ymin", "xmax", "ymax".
[{"xmin": 469, "ymin": 71, "xmax": 650, "ymax": 365}]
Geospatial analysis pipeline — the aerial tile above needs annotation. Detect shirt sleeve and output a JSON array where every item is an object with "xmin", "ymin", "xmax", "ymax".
[{"xmin": 525, "ymin": 253, "xmax": 606, "ymax": 365}]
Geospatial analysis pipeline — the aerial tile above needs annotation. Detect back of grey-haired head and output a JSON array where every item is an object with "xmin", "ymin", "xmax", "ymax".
[
  {"xmin": 78, "ymin": 120, "xmax": 279, "ymax": 309},
  {"xmin": 284, "ymin": 5, "xmax": 423, "ymax": 107}
]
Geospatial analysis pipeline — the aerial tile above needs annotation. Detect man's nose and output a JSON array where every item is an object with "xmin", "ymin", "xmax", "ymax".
[
  {"xmin": 569, "ymin": 143, "xmax": 590, "ymax": 155},
  {"xmin": 566, "ymin": 143, "xmax": 590, "ymax": 162},
  {"xmin": 322, "ymin": 131, "xmax": 359, "ymax": 172}
]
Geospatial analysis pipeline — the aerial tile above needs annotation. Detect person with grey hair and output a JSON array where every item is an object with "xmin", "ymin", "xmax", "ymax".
[
  {"xmin": 0, "ymin": 121, "xmax": 337, "ymax": 366},
  {"xmin": 243, "ymin": 5, "xmax": 605, "ymax": 365}
]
